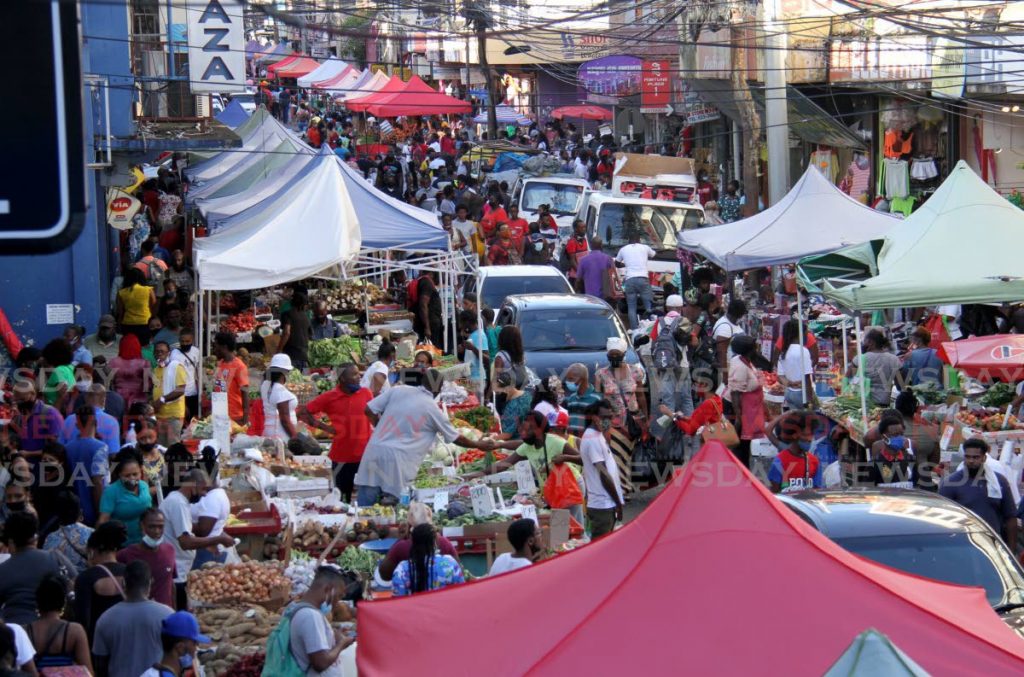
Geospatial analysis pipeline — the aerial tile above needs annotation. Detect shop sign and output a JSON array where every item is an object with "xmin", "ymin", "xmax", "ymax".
[
  {"xmin": 931, "ymin": 37, "xmax": 964, "ymax": 98},
  {"xmin": 578, "ymin": 55, "xmax": 642, "ymax": 98},
  {"xmin": 686, "ymin": 107, "xmax": 720, "ymax": 125},
  {"xmin": 641, "ymin": 60, "xmax": 672, "ymax": 113},
  {"xmin": 559, "ymin": 32, "xmax": 611, "ymax": 62},
  {"xmin": 696, "ymin": 29, "xmax": 731, "ymax": 79},
  {"xmin": 829, "ymin": 36, "xmax": 932, "ymax": 85},
  {"xmin": 185, "ymin": 0, "xmax": 245, "ymax": 93},
  {"xmin": 106, "ymin": 189, "xmax": 141, "ymax": 230}
]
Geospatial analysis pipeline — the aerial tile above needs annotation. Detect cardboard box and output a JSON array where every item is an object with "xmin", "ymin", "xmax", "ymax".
[
  {"xmin": 228, "ymin": 489, "xmax": 268, "ymax": 514},
  {"xmin": 493, "ymin": 509, "xmax": 571, "ymax": 553}
]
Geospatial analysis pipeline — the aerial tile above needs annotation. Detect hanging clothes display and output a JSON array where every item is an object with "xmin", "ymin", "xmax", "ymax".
[
  {"xmin": 843, "ymin": 155, "xmax": 871, "ymax": 201},
  {"xmin": 884, "ymin": 129, "xmax": 914, "ymax": 159},
  {"xmin": 880, "ymin": 159, "xmax": 910, "ymax": 199},
  {"xmin": 889, "ymin": 195, "xmax": 916, "ymax": 217},
  {"xmin": 910, "ymin": 158, "xmax": 939, "ymax": 181},
  {"xmin": 810, "ymin": 148, "xmax": 839, "ymax": 183}
]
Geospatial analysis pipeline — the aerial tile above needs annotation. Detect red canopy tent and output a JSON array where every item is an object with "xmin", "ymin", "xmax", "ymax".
[
  {"xmin": 265, "ymin": 53, "xmax": 300, "ymax": 77},
  {"xmin": 345, "ymin": 76, "xmax": 406, "ymax": 112},
  {"xmin": 942, "ymin": 334, "xmax": 1024, "ymax": 382},
  {"xmin": 358, "ymin": 442, "xmax": 1024, "ymax": 676},
  {"xmin": 550, "ymin": 104, "xmax": 612, "ymax": 120},
  {"xmin": 271, "ymin": 56, "xmax": 321, "ymax": 79},
  {"xmin": 361, "ymin": 75, "xmax": 472, "ymax": 117}
]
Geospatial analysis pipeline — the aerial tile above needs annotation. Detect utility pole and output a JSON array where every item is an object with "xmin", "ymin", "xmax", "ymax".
[
  {"xmin": 730, "ymin": 13, "xmax": 761, "ymax": 218},
  {"xmin": 466, "ymin": 1, "xmax": 498, "ymax": 139},
  {"xmin": 764, "ymin": 0, "xmax": 789, "ymax": 206}
]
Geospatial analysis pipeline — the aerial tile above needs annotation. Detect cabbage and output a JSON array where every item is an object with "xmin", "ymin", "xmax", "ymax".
[{"xmin": 430, "ymin": 438, "xmax": 458, "ymax": 464}]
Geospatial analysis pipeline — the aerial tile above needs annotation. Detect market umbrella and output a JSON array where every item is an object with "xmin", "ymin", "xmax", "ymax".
[
  {"xmin": 941, "ymin": 334, "xmax": 1024, "ymax": 382},
  {"xmin": 550, "ymin": 104, "xmax": 612, "ymax": 121},
  {"xmin": 472, "ymin": 104, "xmax": 532, "ymax": 125},
  {"xmin": 823, "ymin": 629, "xmax": 930, "ymax": 676}
]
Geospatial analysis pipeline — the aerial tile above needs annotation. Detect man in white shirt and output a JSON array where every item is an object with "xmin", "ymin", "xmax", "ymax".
[
  {"xmin": 452, "ymin": 204, "xmax": 477, "ymax": 251},
  {"xmin": 713, "ymin": 299, "xmax": 747, "ymax": 384},
  {"xmin": 489, "ymin": 518, "xmax": 542, "ymax": 576},
  {"xmin": 360, "ymin": 342, "xmax": 395, "ymax": 397},
  {"xmin": 171, "ymin": 329, "xmax": 201, "ymax": 421},
  {"xmin": 615, "ymin": 233, "xmax": 656, "ymax": 330},
  {"xmin": 573, "ymin": 151, "xmax": 590, "ymax": 180},
  {"xmin": 161, "ymin": 468, "xmax": 234, "ymax": 608},
  {"xmin": 580, "ymin": 399, "xmax": 623, "ymax": 538}
]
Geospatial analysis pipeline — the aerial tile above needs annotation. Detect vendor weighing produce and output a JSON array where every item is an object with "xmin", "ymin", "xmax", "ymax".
[{"xmin": 354, "ymin": 368, "xmax": 497, "ymax": 505}]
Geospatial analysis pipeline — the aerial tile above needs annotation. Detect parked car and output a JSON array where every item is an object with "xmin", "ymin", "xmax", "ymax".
[
  {"xmin": 495, "ymin": 293, "xmax": 639, "ymax": 383},
  {"xmin": 460, "ymin": 265, "xmax": 573, "ymax": 312},
  {"xmin": 778, "ymin": 488, "xmax": 1024, "ymax": 636}
]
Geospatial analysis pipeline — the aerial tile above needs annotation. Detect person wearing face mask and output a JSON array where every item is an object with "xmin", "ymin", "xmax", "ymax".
[
  {"xmin": 64, "ymin": 405, "xmax": 111, "ymax": 525},
  {"xmin": 42, "ymin": 492, "xmax": 93, "ymax": 576},
  {"xmin": 152, "ymin": 341, "xmax": 188, "ymax": 446},
  {"xmin": 563, "ymin": 363, "xmax": 602, "ymax": 437},
  {"xmin": 64, "ymin": 323, "xmax": 93, "ymax": 367},
  {"xmin": 84, "ymin": 314, "xmax": 120, "ymax": 362},
  {"xmin": 299, "ymin": 364, "xmax": 374, "ymax": 503},
  {"xmin": 59, "ymin": 381, "xmax": 121, "ymax": 454},
  {"xmin": 593, "ymin": 337, "xmax": 647, "ymax": 497},
  {"xmin": 98, "ymin": 453, "xmax": 153, "ymax": 545},
  {"xmin": 766, "ymin": 410, "xmax": 825, "ymax": 494},
  {"xmin": 171, "ymin": 331, "xmax": 201, "ymax": 422},
  {"xmin": 273, "ymin": 565, "xmax": 355, "ymax": 675},
  {"xmin": 521, "ymin": 222, "xmax": 552, "ymax": 266},
  {"xmin": 139, "ymin": 611, "xmax": 208, "ymax": 677},
  {"xmin": 160, "ymin": 468, "xmax": 235, "ymax": 610},
  {"xmin": 133, "ymin": 423, "xmax": 166, "ymax": 500},
  {"xmin": 867, "ymin": 416, "xmax": 915, "ymax": 488},
  {"xmin": 360, "ymin": 342, "xmax": 396, "ymax": 398},
  {"xmin": 118, "ymin": 508, "xmax": 177, "ymax": 608},
  {"xmin": 92, "ymin": 560, "xmax": 175, "ymax": 677},
  {"xmin": 0, "ymin": 481, "xmax": 37, "ymax": 530},
  {"xmin": 580, "ymin": 400, "xmax": 624, "ymax": 538},
  {"xmin": 563, "ymin": 219, "xmax": 591, "ymax": 284}
]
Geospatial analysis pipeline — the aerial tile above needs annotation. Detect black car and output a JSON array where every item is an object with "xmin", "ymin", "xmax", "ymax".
[
  {"xmin": 495, "ymin": 293, "xmax": 639, "ymax": 383},
  {"xmin": 778, "ymin": 488, "xmax": 1024, "ymax": 635}
]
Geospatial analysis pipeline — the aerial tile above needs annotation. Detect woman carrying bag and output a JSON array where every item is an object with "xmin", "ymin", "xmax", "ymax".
[
  {"xmin": 723, "ymin": 335, "xmax": 771, "ymax": 468},
  {"xmin": 594, "ymin": 337, "xmax": 648, "ymax": 497}
]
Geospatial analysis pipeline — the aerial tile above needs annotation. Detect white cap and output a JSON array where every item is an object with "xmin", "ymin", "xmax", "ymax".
[
  {"xmin": 666, "ymin": 294, "xmax": 684, "ymax": 309},
  {"xmin": 606, "ymin": 337, "xmax": 628, "ymax": 353},
  {"xmin": 269, "ymin": 353, "xmax": 294, "ymax": 372}
]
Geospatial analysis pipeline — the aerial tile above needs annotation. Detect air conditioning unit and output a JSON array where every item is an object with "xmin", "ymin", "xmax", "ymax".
[{"xmin": 195, "ymin": 94, "xmax": 211, "ymax": 118}]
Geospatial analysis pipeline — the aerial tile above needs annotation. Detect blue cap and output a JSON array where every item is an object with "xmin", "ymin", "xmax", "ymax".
[{"xmin": 161, "ymin": 611, "xmax": 211, "ymax": 643}]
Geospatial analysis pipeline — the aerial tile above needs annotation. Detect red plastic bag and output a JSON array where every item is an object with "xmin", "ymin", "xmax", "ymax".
[
  {"xmin": 247, "ymin": 397, "xmax": 265, "ymax": 436},
  {"xmin": 924, "ymin": 314, "xmax": 952, "ymax": 364},
  {"xmin": 543, "ymin": 463, "xmax": 584, "ymax": 509}
]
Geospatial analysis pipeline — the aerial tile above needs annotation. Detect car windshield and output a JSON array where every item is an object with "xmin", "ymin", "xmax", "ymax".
[
  {"xmin": 232, "ymin": 94, "xmax": 255, "ymax": 105},
  {"xmin": 481, "ymin": 276, "xmax": 571, "ymax": 310},
  {"xmin": 834, "ymin": 531, "xmax": 1024, "ymax": 607},
  {"xmin": 521, "ymin": 182, "xmax": 584, "ymax": 215},
  {"xmin": 596, "ymin": 203, "xmax": 704, "ymax": 252},
  {"xmin": 520, "ymin": 307, "xmax": 621, "ymax": 351}
]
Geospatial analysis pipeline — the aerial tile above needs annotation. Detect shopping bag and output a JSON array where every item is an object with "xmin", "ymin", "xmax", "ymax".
[
  {"xmin": 415, "ymin": 340, "xmax": 443, "ymax": 357},
  {"xmin": 543, "ymin": 463, "xmax": 584, "ymax": 509},
  {"xmin": 247, "ymin": 397, "xmax": 265, "ymax": 436},
  {"xmin": 701, "ymin": 398, "xmax": 739, "ymax": 448}
]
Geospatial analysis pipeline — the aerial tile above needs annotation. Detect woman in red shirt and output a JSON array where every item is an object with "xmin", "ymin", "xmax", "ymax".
[{"xmin": 661, "ymin": 394, "xmax": 724, "ymax": 436}]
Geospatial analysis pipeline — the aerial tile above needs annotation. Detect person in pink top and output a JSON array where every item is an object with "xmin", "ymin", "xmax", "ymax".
[{"xmin": 109, "ymin": 334, "xmax": 149, "ymax": 408}]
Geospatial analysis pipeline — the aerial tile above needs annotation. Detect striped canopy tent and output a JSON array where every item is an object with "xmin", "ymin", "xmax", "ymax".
[
  {"xmin": 472, "ymin": 105, "xmax": 532, "ymax": 125},
  {"xmin": 297, "ymin": 58, "xmax": 349, "ymax": 88},
  {"xmin": 255, "ymin": 43, "xmax": 290, "ymax": 65},
  {"xmin": 272, "ymin": 57, "xmax": 322, "ymax": 79}
]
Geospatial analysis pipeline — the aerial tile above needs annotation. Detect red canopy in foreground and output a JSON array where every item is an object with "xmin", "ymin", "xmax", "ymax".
[
  {"xmin": 550, "ymin": 104, "xmax": 612, "ymax": 120},
  {"xmin": 362, "ymin": 76, "xmax": 472, "ymax": 118},
  {"xmin": 272, "ymin": 57, "xmax": 321, "ymax": 79},
  {"xmin": 357, "ymin": 442, "xmax": 1024, "ymax": 676},
  {"xmin": 942, "ymin": 334, "xmax": 1024, "ymax": 382}
]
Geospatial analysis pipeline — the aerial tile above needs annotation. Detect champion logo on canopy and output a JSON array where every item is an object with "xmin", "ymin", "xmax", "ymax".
[{"xmin": 990, "ymin": 344, "xmax": 1024, "ymax": 360}]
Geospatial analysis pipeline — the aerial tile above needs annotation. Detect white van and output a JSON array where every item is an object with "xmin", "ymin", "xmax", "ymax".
[
  {"xmin": 580, "ymin": 191, "xmax": 706, "ymax": 279},
  {"xmin": 510, "ymin": 175, "xmax": 590, "ymax": 237}
]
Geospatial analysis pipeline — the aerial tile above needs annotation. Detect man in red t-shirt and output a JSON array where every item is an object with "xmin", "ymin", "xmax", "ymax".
[
  {"xmin": 212, "ymin": 332, "xmax": 250, "ymax": 425},
  {"xmin": 299, "ymin": 364, "xmax": 373, "ymax": 502},
  {"xmin": 440, "ymin": 131, "xmax": 456, "ymax": 157},
  {"xmin": 506, "ymin": 204, "xmax": 529, "ymax": 248},
  {"xmin": 117, "ymin": 508, "xmax": 177, "ymax": 608},
  {"xmin": 564, "ymin": 219, "xmax": 592, "ymax": 282},
  {"xmin": 479, "ymin": 195, "xmax": 509, "ymax": 239}
]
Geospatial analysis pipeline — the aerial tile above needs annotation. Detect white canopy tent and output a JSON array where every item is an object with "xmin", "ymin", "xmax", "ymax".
[
  {"xmin": 677, "ymin": 165, "xmax": 899, "ymax": 271},
  {"xmin": 193, "ymin": 150, "xmax": 362, "ymax": 291},
  {"xmin": 196, "ymin": 151, "xmax": 314, "ymax": 225},
  {"xmin": 184, "ymin": 108, "xmax": 289, "ymax": 184},
  {"xmin": 335, "ymin": 70, "xmax": 389, "ymax": 102},
  {"xmin": 298, "ymin": 58, "xmax": 349, "ymax": 88}
]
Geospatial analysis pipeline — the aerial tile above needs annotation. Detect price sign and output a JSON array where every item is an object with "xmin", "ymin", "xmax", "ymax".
[
  {"xmin": 514, "ymin": 460, "xmax": 537, "ymax": 495},
  {"xmin": 940, "ymin": 424, "xmax": 955, "ymax": 451},
  {"xmin": 521, "ymin": 503, "xmax": 538, "ymax": 525},
  {"xmin": 470, "ymin": 484, "xmax": 495, "ymax": 517},
  {"xmin": 432, "ymin": 489, "xmax": 449, "ymax": 513},
  {"xmin": 211, "ymin": 392, "xmax": 231, "ymax": 458},
  {"xmin": 441, "ymin": 465, "xmax": 457, "ymax": 477}
]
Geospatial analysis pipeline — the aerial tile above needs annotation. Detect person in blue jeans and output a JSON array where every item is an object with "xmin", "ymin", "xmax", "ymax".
[{"xmin": 615, "ymin": 234, "xmax": 655, "ymax": 330}]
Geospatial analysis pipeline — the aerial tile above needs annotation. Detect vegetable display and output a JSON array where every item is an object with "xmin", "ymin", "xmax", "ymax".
[
  {"xmin": 451, "ymin": 406, "xmax": 495, "ymax": 432},
  {"xmin": 957, "ymin": 408, "xmax": 1024, "ymax": 431},
  {"xmin": 337, "ymin": 546, "xmax": 383, "ymax": 578},
  {"xmin": 309, "ymin": 336, "xmax": 364, "ymax": 367},
  {"xmin": 980, "ymin": 382, "xmax": 1016, "ymax": 408},
  {"xmin": 187, "ymin": 561, "xmax": 291, "ymax": 606},
  {"xmin": 196, "ymin": 606, "xmax": 278, "ymax": 676}
]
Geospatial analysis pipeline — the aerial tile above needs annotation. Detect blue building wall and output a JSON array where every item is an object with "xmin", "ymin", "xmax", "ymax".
[{"xmin": 0, "ymin": 1, "xmax": 130, "ymax": 358}]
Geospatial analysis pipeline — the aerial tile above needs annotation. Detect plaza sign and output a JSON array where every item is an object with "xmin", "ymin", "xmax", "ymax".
[{"xmin": 186, "ymin": 0, "xmax": 245, "ymax": 93}]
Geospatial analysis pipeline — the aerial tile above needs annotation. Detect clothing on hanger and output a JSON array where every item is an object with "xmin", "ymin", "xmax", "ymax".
[
  {"xmin": 910, "ymin": 157, "xmax": 938, "ymax": 181},
  {"xmin": 880, "ymin": 158, "xmax": 910, "ymax": 199},
  {"xmin": 845, "ymin": 160, "xmax": 871, "ymax": 199},
  {"xmin": 884, "ymin": 129, "xmax": 914, "ymax": 159},
  {"xmin": 889, "ymin": 195, "xmax": 916, "ymax": 217},
  {"xmin": 810, "ymin": 149, "xmax": 839, "ymax": 183}
]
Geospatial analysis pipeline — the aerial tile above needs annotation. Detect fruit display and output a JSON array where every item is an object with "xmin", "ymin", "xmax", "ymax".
[
  {"xmin": 220, "ymin": 309, "xmax": 258, "ymax": 334},
  {"xmin": 956, "ymin": 408, "xmax": 1024, "ymax": 432},
  {"xmin": 284, "ymin": 369, "xmax": 316, "ymax": 400},
  {"xmin": 187, "ymin": 561, "xmax": 291, "ymax": 607},
  {"xmin": 314, "ymin": 280, "xmax": 390, "ymax": 312},
  {"xmin": 458, "ymin": 449, "xmax": 508, "ymax": 472}
]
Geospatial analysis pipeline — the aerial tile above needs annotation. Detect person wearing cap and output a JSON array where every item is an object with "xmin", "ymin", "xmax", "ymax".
[
  {"xmin": 138, "ymin": 610, "xmax": 209, "ymax": 677},
  {"xmin": 85, "ymin": 315, "xmax": 120, "ymax": 362},
  {"xmin": 92, "ymin": 560, "xmax": 175, "ymax": 677},
  {"xmin": 261, "ymin": 354, "xmax": 299, "ymax": 440},
  {"xmin": 593, "ymin": 336, "xmax": 647, "ymax": 496},
  {"xmin": 645, "ymin": 294, "xmax": 696, "ymax": 419}
]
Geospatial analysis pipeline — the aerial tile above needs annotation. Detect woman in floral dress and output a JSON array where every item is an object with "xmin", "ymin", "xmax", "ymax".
[{"xmin": 593, "ymin": 337, "xmax": 648, "ymax": 496}]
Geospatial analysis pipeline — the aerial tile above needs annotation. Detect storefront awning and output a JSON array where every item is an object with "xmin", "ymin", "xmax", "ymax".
[{"xmin": 686, "ymin": 79, "xmax": 866, "ymax": 149}]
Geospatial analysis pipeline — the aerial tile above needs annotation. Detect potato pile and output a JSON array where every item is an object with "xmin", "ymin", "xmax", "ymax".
[
  {"xmin": 197, "ymin": 606, "xmax": 279, "ymax": 676},
  {"xmin": 294, "ymin": 520, "xmax": 340, "ymax": 550},
  {"xmin": 188, "ymin": 561, "xmax": 290, "ymax": 606}
]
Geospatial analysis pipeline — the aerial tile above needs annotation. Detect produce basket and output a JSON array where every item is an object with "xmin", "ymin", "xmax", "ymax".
[{"xmin": 187, "ymin": 561, "xmax": 293, "ymax": 612}]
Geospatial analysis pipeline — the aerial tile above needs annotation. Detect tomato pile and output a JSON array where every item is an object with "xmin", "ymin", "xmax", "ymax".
[
  {"xmin": 220, "ymin": 310, "xmax": 258, "ymax": 334},
  {"xmin": 458, "ymin": 450, "xmax": 508, "ymax": 466}
]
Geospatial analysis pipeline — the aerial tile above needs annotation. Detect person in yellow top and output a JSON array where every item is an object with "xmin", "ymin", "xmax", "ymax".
[
  {"xmin": 152, "ymin": 341, "xmax": 188, "ymax": 446},
  {"xmin": 115, "ymin": 267, "xmax": 157, "ymax": 345}
]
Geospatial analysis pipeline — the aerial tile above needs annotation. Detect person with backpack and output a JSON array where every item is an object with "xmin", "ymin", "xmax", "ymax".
[
  {"xmin": 899, "ymin": 326, "xmax": 944, "ymax": 388},
  {"xmin": 139, "ymin": 611, "xmax": 208, "ymax": 677},
  {"xmin": 134, "ymin": 240, "xmax": 169, "ymax": 297},
  {"xmin": 263, "ymin": 566, "xmax": 354, "ymax": 677},
  {"xmin": 646, "ymin": 295, "xmax": 695, "ymax": 418}
]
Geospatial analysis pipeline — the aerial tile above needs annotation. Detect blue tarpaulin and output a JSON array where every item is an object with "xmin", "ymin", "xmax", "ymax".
[
  {"xmin": 493, "ymin": 152, "xmax": 530, "ymax": 173},
  {"xmin": 216, "ymin": 99, "xmax": 250, "ymax": 129}
]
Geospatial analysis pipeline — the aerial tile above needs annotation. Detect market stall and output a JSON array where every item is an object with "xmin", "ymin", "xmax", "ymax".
[
  {"xmin": 345, "ymin": 75, "xmax": 406, "ymax": 112},
  {"xmin": 197, "ymin": 151, "xmax": 314, "ymax": 226},
  {"xmin": 334, "ymin": 70, "xmax": 389, "ymax": 104},
  {"xmin": 215, "ymin": 99, "xmax": 250, "ymax": 129},
  {"xmin": 319, "ymin": 68, "xmax": 369, "ymax": 96},
  {"xmin": 186, "ymin": 108, "xmax": 284, "ymax": 183},
  {"xmin": 356, "ymin": 76, "xmax": 473, "ymax": 118},
  {"xmin": 297, "ymin": 58, "xmax": 350, "ymax": 88},
  {"xmin": 357, "ymin": 442, "xmax": 1024, "ymax": 675},
  {"xmin": 271, "ymin": 56, "xmax": 322, "ymax": 80}
]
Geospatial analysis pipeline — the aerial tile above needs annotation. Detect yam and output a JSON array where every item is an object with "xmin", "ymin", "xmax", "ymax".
[{"xmin": 226, "ymin": 622, "xmax": 256, "ymax": 638}]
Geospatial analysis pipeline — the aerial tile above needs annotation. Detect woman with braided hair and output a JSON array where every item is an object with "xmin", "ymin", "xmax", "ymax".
[{"xmin": 391, "ymin": 524, "xmax": 464, "ymax": 596}]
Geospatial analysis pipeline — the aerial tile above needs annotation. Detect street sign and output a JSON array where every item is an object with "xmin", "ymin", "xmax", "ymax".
[{"xmin": 0, "ymin": 0, "xmax": 85, "ymax": 253}]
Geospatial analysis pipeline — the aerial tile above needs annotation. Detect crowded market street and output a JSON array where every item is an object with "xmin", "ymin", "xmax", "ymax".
[{"xmin": 5, "ymin": 0, "xmax": 1024, "ymax": 675}]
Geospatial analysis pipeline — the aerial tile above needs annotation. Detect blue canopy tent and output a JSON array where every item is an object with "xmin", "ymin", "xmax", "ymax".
[
  {"xmin": 472, "ymin": 104, "xmax": 532, "ymax": 126},
  {"xmin": 215, "ymin": 99, "xmax": 250, "ymax": 129}
]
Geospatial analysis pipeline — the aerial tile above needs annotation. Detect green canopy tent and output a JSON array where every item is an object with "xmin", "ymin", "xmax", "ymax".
[{"xmin": 823, "ymin": 629, "xmax": 930, "ymax": 676}]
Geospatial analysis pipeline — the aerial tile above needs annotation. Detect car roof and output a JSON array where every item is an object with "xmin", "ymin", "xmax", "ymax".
[
  {"xmin": 503, "ymin": 293, "xmax": 612, "ymax": 311},
  {"xmin": 520, "ymin": 176, "xmax": 589, "ymax": 187},
  {"xmin": 478, "ymin": 265, "xmax": 567, "ymax": 279},
  {"xmin": 777, "ymin": 488, "xmax": 995, "ymax": 539}
]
